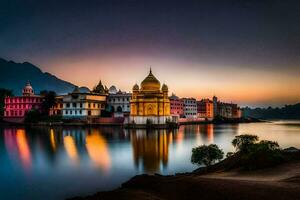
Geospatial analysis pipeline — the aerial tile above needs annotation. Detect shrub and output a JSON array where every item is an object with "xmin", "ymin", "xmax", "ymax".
[
  {"xmin": 240, "ymin": 140, "xmax": 283, "ymax": 170},
  {"xmin": 191, "ymin": 144, "xmax": 224, "ymax": 166},
  {"xmin": 232, "ymin": 134, "xmax": 259, "ymax": 153}
]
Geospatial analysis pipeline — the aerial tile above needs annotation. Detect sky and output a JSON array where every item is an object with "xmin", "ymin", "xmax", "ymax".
[{"xmin": 0, "ymin": 0, "xmax": 299, "ymax": 107}]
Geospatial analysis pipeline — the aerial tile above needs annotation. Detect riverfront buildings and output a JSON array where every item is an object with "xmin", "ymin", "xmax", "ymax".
[
  {"xmin": 61, "ymin": 87, "xmax": 107, "ymax": 119},
  {"xmin": 129, "ymin": 69, "xmax": 171, "ymax": 125},
  {"xmin": 197, "ymin": 99, "xmax": 214, "ymax": 120},
  {"xmin": 182, "ymin": 98, "xmax": 197, "ymax": 118},
  {"xmin": 107, "ymin": 86, "xmax": 131, "ymax": 115},
  {"xmin": 3, "ymin": 81, "xmax": 42, "ymax": 122},
  {"xmin": 3, "ymin": 77, "xmax": 242, "ymax": 124},
  {"xmin": 212, "ymin": 96, "xmax": 241, "ymax": 119},
  {"xmin": 169, "ymin": 93, "xmax": 184, "ymax": 117}
]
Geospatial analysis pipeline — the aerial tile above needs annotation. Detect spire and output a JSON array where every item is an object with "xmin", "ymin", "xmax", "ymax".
[{"xmin": 149, "ymin": 66, "xmax": 152, "ymax": 74}]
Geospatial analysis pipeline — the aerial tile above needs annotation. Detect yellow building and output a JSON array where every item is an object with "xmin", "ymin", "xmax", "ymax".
[{"xmin": 129, "ymin": 69, "xmax": 171, "ymax": 125}]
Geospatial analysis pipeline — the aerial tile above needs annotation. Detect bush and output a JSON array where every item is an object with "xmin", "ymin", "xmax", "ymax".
[
  {"xmin": 232, "ymin": 134, "xmax": 259, "ymax": 153},
  {"xmin": 24, "ymin": 109, "xmax": 43, "ymax": 123},
  {"xmin": 191, "ymin": 144, "xmax": 224, "ymax": 166},
  {"xmin": 241, "ymin": 140, "xmax": 283, "ymax": 170}
]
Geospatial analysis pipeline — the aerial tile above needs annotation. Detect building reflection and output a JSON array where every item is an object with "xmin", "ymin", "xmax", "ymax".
[
  {"xmin": 85, "ymin": 129, "xmax": 111, "ymax": 172},
  {"xmin": 130, "ymin": 129, "xmax": 171, "ymax": 173},
  {"xmin": 63, "ymin": 135, "xmax": 78, "ymax": 164},
  {"xmin": 4, "ymin": 128, "xmax": 32, "ymax": 170},
  {"xmin": 199, "ymin": 124, "xmax": 214, "ymax": 143}
]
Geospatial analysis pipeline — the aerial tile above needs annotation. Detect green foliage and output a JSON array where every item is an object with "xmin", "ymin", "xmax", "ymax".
[
  {"xmin": 241, "ymin": 140, "xmax": 283, "ymax": 170},
  {"xmin": 24, "ymin": 109, "xmax": 42, "ymax": 123},
  {"xmin": 191, "ymin": 144, "xmax": 224, "ymax": 166},
  {"xmin": 242, "ymin": 103, "xmax": 300, "ymax": 119},
  {"xmin": 232, "ymin": 134, "xmax": 259, "ymax": 153},
  {"xmin": 40, "ymin": 90, "xmax": 57, "ymax": 115},
  {"xmin": 0, "ymin": 88, "xmax": 13, "ymax": 116}
]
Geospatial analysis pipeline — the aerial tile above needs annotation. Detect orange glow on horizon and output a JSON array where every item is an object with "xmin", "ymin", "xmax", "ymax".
[{"xmin": 37, "ymin": 54, "xmax": 300, "ymax": 107}]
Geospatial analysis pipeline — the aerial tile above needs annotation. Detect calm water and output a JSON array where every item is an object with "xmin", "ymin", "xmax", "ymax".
[{"xmin": 1, "ymin": 121, "xmax": 300, "ymax": 200}]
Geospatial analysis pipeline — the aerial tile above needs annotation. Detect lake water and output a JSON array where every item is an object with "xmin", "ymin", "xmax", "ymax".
[{"xmin": 1, "ymin": 121, "xmax": 300, "ymax": 200}]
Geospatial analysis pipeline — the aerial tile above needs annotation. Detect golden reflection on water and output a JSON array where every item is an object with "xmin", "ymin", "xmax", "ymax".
[
  {"xmin": 64, "ymin": 135, "xmax": 78, "ymax": 163},
  {"xmin": 16, "ymin": 129, "xmax": 31, "ymax": 169},
  {"xmin": 130, "ymin": 129, "xmax": 170, "ymax": 173},
  {"xmin": 50, "ymin": 129, "xmax": 57, "ymax": 151},
  {"xmin": 86, "ymin": 129, "xmax": 111, "ymax": 172}
]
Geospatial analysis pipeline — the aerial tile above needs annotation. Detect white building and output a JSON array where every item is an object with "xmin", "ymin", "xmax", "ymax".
[
  {"xmin": 182, "ymin": 98, "xmax": 197, "ymax": 118},
  {"xmin": 107, "ymin": 86, "xmax": 131, "ymax": 114},
  {"xmin": 62, "ymin": 87, "xmax": 107, "ymax": 119}
]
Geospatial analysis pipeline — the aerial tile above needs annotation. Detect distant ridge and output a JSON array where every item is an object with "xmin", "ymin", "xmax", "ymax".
[
  {"xmin": 0, "ymin": 58, "xmax": 77, "ymax": 95},
  {"xmin": 242, "ymin": 103, "xmax": 300, "ymax": 119}
]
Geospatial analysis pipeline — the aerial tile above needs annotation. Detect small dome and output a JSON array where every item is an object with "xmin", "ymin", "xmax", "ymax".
[
  {"xmin": 133, "ymin": 83, "xmax": 139, "ymax": 91},
  {"xmin": 162, "ymin": 84, "xmax": 168, "ymax": 91},
  {"xmin": 140, "ymin": 68, "xmax": 160, "ymax": 91},
  {"xmin": 109, "ymin": 85, "xmax": 118, "ymax": 94},
  {"xmin": 72, "ymin": 86, "xmax": 81, "ymax": 93},
  {"xmin": 22, "ymin": 81, "xmax": 34, "ymax": 96}
]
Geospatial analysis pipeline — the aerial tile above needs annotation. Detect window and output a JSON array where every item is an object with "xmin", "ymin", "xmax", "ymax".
[
  {"xmin": 80, "ymin": 103, "xmax": 82, "ymax": 108},
  {"xmin": 72, "ymin": 103, "xmax": 77, "ymax": 108},
  {"xmin": 88, "ymin": 103, "xmax": 91, "ymax": 108},
  {"xmin": 79, "ymin": 110, "xmax": 82, "ymax": 114},
  {"xmin": 66, "ymin": 110, "xmax": 68, "ymax": 115},
  {"xmin": 66, "ymin": 103, "xmax": 70, "ymax": 108}
]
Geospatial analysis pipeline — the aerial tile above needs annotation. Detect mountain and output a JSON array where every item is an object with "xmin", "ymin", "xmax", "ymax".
[
  {"xmin": 0, "ymin": 58, "xmax": 77, "ymax": 95},
  {"xmin": 242, "ymin": 103, "xmax": 300, "ymax": 119}
]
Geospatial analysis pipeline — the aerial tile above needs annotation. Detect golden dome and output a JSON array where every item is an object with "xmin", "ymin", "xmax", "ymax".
[
  {"xmin": 133, "ymin": 83, "xmax": 139, "ymax": 91},
  {"xmin": 141, "ymin": 68, "xmax": 161, "ymax": 91},
  {"xmin": 162, "ymin": 83, "xmax": 168, "ymax": 91}
]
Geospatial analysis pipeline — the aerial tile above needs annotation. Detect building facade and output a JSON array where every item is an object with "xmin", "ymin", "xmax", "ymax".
[
  {"xmin": 213, "ymin": 96, "xmax": 242, "ymax": 119},
  {"xmin": 107, "ymin": 87, "xmax": 132, "ymax": 115},
  {"xmin": 129, "ymin": 69, "xmax": 171, "ymax": 125},
  {"xmin": 182, "ymin": 98, "xmax": 197, "ymax": 118},
  {"xmin": 4, "ymin": 81, "xmax": 42, "ymax": 122},
  {"xmin": 197, "ymin": 99, "xmax": 214, "ymax": 120},
  {"xmin": 169, "ymin": 93, "xmax": 183, "ymax": 117},
  {"xmin": 62, "ymin": 87, "xmax": 107, "ymax": 119},
  {"xmin": 49, "ymin": 96, "xmax": 64, "ymax": 116}
]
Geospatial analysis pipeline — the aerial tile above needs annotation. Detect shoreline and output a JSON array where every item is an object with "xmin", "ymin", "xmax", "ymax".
[
  {"xmin": 0, "ymin": 117, "xmax": 264, "ymax": 128},
  {"xmin": 69, "ymin": 151, "xmax": 300, "ymax": 200}
]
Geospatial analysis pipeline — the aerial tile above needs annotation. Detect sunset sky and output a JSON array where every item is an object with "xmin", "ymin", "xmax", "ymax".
[{"xmin": 0, "ymin": 0, "xmax": 299, "ymax": 107}]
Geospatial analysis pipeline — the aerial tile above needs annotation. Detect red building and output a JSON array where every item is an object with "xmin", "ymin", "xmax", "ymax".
[
  {"xmin": 3, "ymin": 81, "xmax": 42, "ymax": 123},
  {"xmin": 169, "ymin": 93, "xmax": 183, "ymax": 117},
  {"xmin": 197, "ymin": 99, "xmax": 214, "ymax": 119}
]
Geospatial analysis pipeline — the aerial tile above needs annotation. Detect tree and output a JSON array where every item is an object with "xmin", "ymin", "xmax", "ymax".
[
  {"xmin": 40, "ymin": 90, "xmax": 56, "ymax": 115},
  {"xmin": 232, "ymin": 134, "xmax": 259, "ymax": 153},
  {"xmin": 0, "ymin": 88, "xmax": 13, "ymax": 117},
  {"xmin": 191, "ymin": 144, "xmax": 224, "ymax": 166},
  {"xmin": 243, "ymin": 140, "xmax": 283, "ymax": 170}
]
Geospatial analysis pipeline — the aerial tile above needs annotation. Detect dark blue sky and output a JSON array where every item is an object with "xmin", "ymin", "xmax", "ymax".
[{"xmin": 0, "ymin": 0, "xmax": 300, "ymax": 106}]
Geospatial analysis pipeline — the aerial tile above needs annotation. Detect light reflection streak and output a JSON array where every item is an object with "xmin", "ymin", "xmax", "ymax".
[
  {"xmin": 85, "ymin": 131, "xmax": 111, "ymax": 172},
  {"xmin": 16, "ymin": 129, "xmax": 32, "ymax": 169}
]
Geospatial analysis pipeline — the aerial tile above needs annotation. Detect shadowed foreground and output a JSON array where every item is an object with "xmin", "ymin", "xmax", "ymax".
[{"xmin": 70, "ymin": 161, "xmax": 300, "ymax": 200}]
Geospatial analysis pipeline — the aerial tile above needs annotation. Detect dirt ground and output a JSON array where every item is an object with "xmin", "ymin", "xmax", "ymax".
[{"xmin": 70, "ymin": 161, "xmax": 300, "ymax": 200}]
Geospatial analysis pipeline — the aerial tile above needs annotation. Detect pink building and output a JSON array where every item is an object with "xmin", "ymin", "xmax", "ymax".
[
  {"xmin": 4, "ymin": 81, "xmax": 42, "ymax": 122},
  {"xmin": 169, "ymin": 93, "xmax": 183, "ymax": 117}
]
